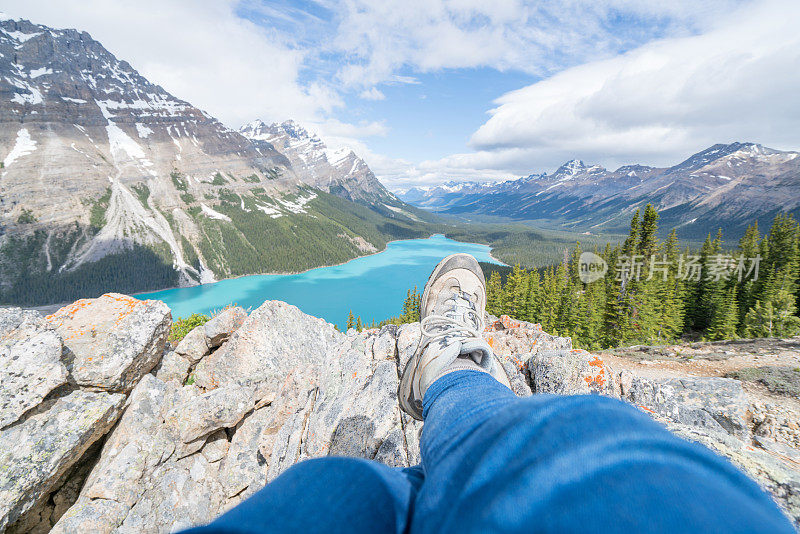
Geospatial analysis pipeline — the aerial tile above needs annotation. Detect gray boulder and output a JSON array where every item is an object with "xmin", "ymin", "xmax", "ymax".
[
  {"xmin": 174, "ymin": 325, "xmax": 210, "ymax": 364},
  {"xmin": 46, "ymin": 294, "xmax": 171, "ymax": 392},
  {"xmin": 29, "ymin": 304, "xmax": 800, "ymax": 530},
  {"xmin": 0, "ymin": 390, "xmax": 125, "ymax": 530},
  {"xmin": 194, "ymin": 300, "xmax": 341, "ymax": 402},
  {"xmin": 155, "ymin": 350, "xmax": 191, "ymax": 384},
  {"xmin": 623, "ymin": 375, "xmax": 751, "ymax": 441},
  {"xmin": 167, "ymin": 384, "xmax": 257, "ymax": 443},
  {"xmin": 529, "ymin": 349, "xmax": 617, "ymax": 396},
  {"xmin": 203, "ymin": 307, "xmax": 248, "ymax": 348},
  {"xmin": 0, "ymin": 308, "xmax": 67, "ymax": 429}
]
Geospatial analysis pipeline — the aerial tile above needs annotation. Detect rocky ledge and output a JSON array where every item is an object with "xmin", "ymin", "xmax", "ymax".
[{"xmin": 0, "ymin": 296, "xmax": 798, "ymax": 532}]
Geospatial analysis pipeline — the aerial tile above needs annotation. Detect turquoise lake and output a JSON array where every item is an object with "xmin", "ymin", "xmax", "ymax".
[{"xmin": 137, "ymin": 235, "xmax": 501, "ymax": 329}]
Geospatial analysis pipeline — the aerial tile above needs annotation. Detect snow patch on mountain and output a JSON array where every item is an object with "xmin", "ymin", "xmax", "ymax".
[
  {"xmin": 29, "ymin": 67, "xmax": 52, "ymax": 78},
  {"xmin": 3, "ymin": 128, "xmax": 37, "ymax": 168},
  {"xmin": 2, "ymin": 29, "xmax": 41, "ymax": 43},
  {"xmin": 278, "ymin": 192, "xmax": 317, "ymax": 214},
  {"xmin": 135, "ymin": 123, "xmax": 154, "ymax": 139},
  {"xmin": 201, "ymin": 203, "xmax": 232, "ymax": 222}
]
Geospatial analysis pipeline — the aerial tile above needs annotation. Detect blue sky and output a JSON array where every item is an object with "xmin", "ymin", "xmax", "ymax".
[{"xmin": 5, "ymin": 0, "xmax": 800, "ymax": 189}]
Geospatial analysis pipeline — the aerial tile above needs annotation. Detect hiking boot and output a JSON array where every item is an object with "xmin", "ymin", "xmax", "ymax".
[{"xmin": 399, "ymin": 253, "xmax": 511, "ymax": 420}]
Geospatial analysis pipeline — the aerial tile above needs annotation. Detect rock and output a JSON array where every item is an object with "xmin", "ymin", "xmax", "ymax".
[
  {"xmin": 203, "ymin": 307, "xmax": 248, "ymax": 348},
  {"xmin": 201, "ymin": 430, "xmax": 230, "ymax": 464},
  {"xmin": 14, "ymin": 301, "xmax": 797, "ymax": 531},
  {"xmin": 1, "ymin": 307, "xmax": 46, "ymax": 340},
  {"xmin": 0, "ymin": 308, "xmax": 67, "ymax": 429},
  {"xmin": 50, "ymin": 498, "xmax": 130, "ymax": 534},
  {"xmin": 78, "ymin": 375, "xmax": 172, "ymax": 508},
  {"xmin": 155, "ymin": 350, "xmax": 191, "ymax": 384},
  {"xmin": 218, "ymin": 406, "xmax": 273, "ymax": 501},
  {"xmin": 372, "ymin": 324, "xmax": 398, "ymax": 361},
  {"xmin": 266, "ymin": 389, "xmax": 317, "ymax": 481},
  {"xmin": 484, "ymin": 316, "xmax": 572, "ymax": 357},
  {"xmin": 194, "ymin": 301, "xmax": 341, "ymax": 402},
  {"xmin": 529, "ymin": 349, "xmax": 616, "ymax": 396},
  {"xmin": 624, "ymin": 376, "xmax": 751, "ymax": 441},
  {"xmin": 167, "ymin": 385, "xmax": 257, "ymax": 443},
  {"xmin": 46, "ymin": 294, "xmax": 171, "ymax": 392},
  {"xmin": 54, "ymin": 376, "xmax": 192, "ymax": 533},
  {"xmin": 115, "ymin": 452, "xmax": 226, "ymax": 534},
  {"xmin": 9, "ymin": 441, "xmax": 102, "ymax": 533},
  {"xmin": 0, "ymin": 390, "xmax": 125, "ymax": 530},
  {"xmin": 397, "ymin": 323, "xmax": 421, "ymax": 369},
  {"xmin": 174, "ymin": 326, "xmax": 210, "ymax": 364}
]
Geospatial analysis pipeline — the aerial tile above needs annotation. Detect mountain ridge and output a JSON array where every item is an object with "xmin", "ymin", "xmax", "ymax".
[
  {"xmin": 398, "ymin": 141, "xmax": 800, "ymax": 237},
  {"xmin": 0, "ymin": 15, "xmax": 428, "ymax": 306}
]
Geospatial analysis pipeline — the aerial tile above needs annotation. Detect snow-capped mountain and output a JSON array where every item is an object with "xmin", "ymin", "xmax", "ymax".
[
  {"xmin": 240, "ymin": 120, "xmax": 392, "ymax": 203},
  {"xmin": 0, "ymin": 14, "xmax": 420, "ymax": 305},
  {"xmin": 398, "ymin": 143, "xmax": 800, "ymax": 237}
]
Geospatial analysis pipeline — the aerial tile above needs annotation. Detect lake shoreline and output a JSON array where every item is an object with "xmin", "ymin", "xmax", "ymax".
[
  {"xmin": 137, "ymin": 233, "xmax": 507, "ymax": 299},
  {"xmin": 27, "ymin": 234, "xmax": 504, "ymax": 318}
]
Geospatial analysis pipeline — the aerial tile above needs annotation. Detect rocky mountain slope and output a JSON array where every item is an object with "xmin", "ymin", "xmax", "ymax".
[
  {"xmin": 240, "ymin": 120, "xmax": 392, "ymax": 204},
  {"xmin": 0, "ymin": 297, "xmax": 798, "ymax": 532},
  {"xmin": 0, "ymin": 15, "xmax": 426, "ymax": 307},
  {"xmin": 399, "ymin": 143, "xmax": 800, "ymax": 238}
]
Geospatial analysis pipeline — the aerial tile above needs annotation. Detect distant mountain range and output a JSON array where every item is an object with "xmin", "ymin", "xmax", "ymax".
[
  {"xmin": 0, "ymin": 15, "xmax": 426, "ymax": 305},
  {"xmin": 399, "ymin": 143, "xmax": 800, "ymax": 238}
]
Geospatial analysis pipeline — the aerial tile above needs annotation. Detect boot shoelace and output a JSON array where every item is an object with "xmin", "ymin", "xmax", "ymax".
[{"xmin": 419, "ymin": 289, "xmax": 485, "ymax": 350}]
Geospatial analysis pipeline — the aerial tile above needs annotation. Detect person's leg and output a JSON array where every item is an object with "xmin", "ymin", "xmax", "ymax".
[
  {"xmin": 183, "ymin": 457, "xmax": 419, "ymax": 534},
  {"xmin": 412, "ymin": 369, "xmax": 794, "ymax": 534}
]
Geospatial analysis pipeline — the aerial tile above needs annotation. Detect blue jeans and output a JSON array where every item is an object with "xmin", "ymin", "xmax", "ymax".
[{"xmin": 186, "ymin": 370, "xmax": 793, "ymax": 533}]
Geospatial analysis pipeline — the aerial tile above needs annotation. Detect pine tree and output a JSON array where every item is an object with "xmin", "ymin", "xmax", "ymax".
[
  {"xmin": 632, "ymin": 204, "xmax": 661, "ymax": 342},
  {"xmin": 539, "ymin": 266, "xmax": 559, "ymax": 334},
  {"xmin": 400, "ymin": 287, "xmax": 421, "ymax": 322},
  {"xmin": 736, "ymin": 221, "xmax": 761, "ymax": 327},
  {"xmin": 525, "ymin": 268, "xmax": 541, "ymax": 323},
  {"xmin": 356, "ymin": 316, "xmax": 363, "ymax": 332},
  {"xmin": 743, "ymin": 289, "xmax": 800, "ymax": 337},
  {"xmin": 486, "ymin": 271, "xmax": 503, "ymax": 316},
  {"xmin": 656, "ymin": 229, "xmax": 685, "ymax": 340},
  {"xmin": 707, "ymin": 286, "xmax": 739, "ymax": 340},
  {"xmin": 553, "ymin": 261, "xmax": 570, "ymax": 337},
  {"xmin": 346, "ymin": 310, "xmax": 355, "ymax": 330},
  {"xmin": 757, "ymin": 213, "xmax": 799, "ymax": 303},
  {"xmin": 637, "ymin": 204, "xmax": 660, "ymax": 258},
  {"xmin": 686, "ymin": 232, "xmax": 721, "ymax": 333},
  {"xmin": 601, "ymin": 243, "xmax": 625, "ymax": 347},
  {"xmin": 508, "ymin": 264, "xmax": 529, "ymax": 319}
]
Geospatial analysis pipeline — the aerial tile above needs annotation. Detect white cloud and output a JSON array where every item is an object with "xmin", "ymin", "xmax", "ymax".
[
  {"xmin": 467, "ymin": 0, "xmax": 800, "ymax": 171},
  {"xmin": 1, "ymin": 0, "xmax": 335, "ymax": 128},
  {"xmin": 328, "ymin": 0, "xmax": 743, "ymax": 89},
  {"xmin": 5, "ymin": 0, "xmax": 794, "ymax": 192},
  {"xmin": 315, "ymin": 118, "xmax": 388, "ymax": 139},
  {"xmin": 358, "ymin": 87, "xmax": 386, "ymax": 100}
]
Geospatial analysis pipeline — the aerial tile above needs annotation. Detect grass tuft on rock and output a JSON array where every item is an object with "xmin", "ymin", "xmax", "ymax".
[{"xmin": 726, "ymin": 366, "xmax": 800, "ymax": 397}]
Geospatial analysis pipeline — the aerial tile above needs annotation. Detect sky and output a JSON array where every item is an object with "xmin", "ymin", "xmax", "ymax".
[{"xmin": 4, "ymin": 0, "xmax": 800, "ymax": 190}]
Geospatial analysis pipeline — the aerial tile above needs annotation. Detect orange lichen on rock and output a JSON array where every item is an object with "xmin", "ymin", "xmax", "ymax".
[
  {"xmin": 499, "ymin": 315, "xmax": 521, "ymax": 329},
  {"xmin": 45, "ymin": 293, "xmax": 145, "ymax": 342},
  {"xmin": 506, "ymin": 354, "xmax": 526, "ymax": 371},
  {"xmin": 581, "ymin": 355, "xmax": 606, "ymax": 388}
]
